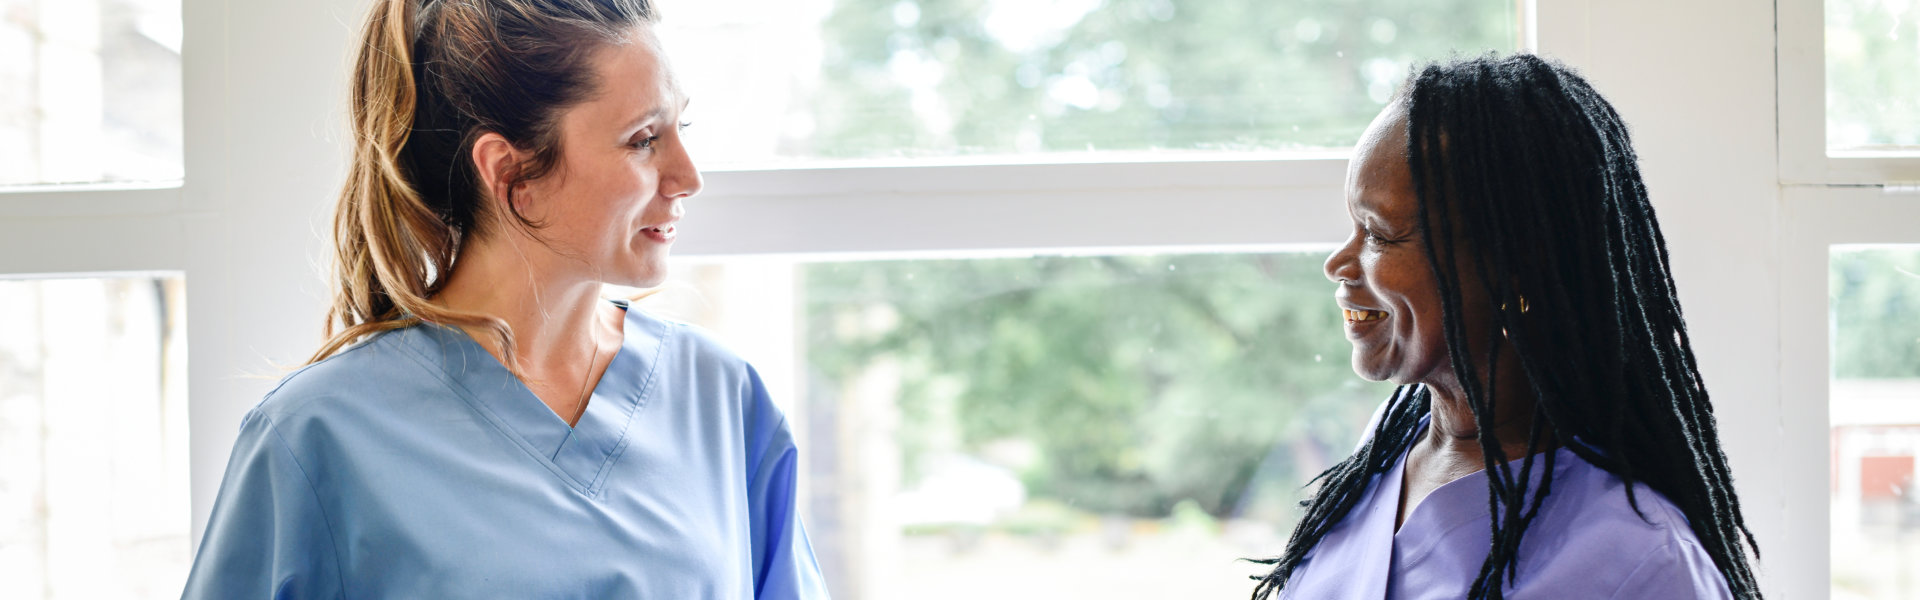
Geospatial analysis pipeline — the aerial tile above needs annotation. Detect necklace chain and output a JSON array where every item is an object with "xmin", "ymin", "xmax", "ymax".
[{"xmin": 567, "ymin": 314, "xmax": 611, "ymax": 426}]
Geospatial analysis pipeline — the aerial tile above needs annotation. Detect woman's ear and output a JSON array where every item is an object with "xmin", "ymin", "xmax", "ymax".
[{"xmin": 470, "ymin": 132, "xmax": 522, "ymax": 214}]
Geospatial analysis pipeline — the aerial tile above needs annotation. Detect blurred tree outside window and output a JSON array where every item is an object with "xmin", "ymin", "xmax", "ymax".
[
  {"xmin": 1826, "ymin": 0, "xmax": 1920, "ymax": 152},
  {"xmin": 1828, "ymin": 246, "xmax": 1920, "ymax": 600},
  {"xmin": 645, "ymin": 0, "xmax": 1521, "ymax": 597},
  {"xmin": 642, "ymin": 252, "xmax": 1394, "ymax": 599},
  {"xmin": 658, "ymin": 0, "xmax": 1518, "ymax": 167}
]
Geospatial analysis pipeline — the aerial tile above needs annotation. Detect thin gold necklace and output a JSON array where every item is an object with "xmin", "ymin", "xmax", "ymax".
[{"xmin": 567, "ymin": 315, "xmax": 612, "ymax": 427}]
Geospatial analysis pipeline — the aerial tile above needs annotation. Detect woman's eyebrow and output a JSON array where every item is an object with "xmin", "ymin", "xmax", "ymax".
[
  {"xmin": 621, "ymin": 106, "xmax": 668, "ymax": 133},
  {"xmin": 1349, "ymin": 192, "xmax": 1393, "ymax": 219},
  {"xmin": 621, "ymin": 97, "xmax": 691, "ymax": 133}
]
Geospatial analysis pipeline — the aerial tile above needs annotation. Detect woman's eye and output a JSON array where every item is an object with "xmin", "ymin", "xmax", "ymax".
[
  {"xmin": 633, "ymin": 135, "xmax": 660, "ymax": 150},
  {"xmin": 678, "ymin": 121, "xmax": 692, "ymax": 131}
]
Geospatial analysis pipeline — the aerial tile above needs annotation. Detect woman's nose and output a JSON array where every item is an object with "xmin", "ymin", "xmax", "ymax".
[
  {"xmin": 1325, "ymin": 233, "xmax": 1361, "ymax": 284},
  {"xmin": 659, "ymin": 140, "xmax": 703, "ymax": 201}
]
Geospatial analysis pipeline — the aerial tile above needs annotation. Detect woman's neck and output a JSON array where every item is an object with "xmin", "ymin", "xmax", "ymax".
[
  {"xmin": 433, "ymin": 233, "xmax": 616, "ymax": 380},
  {"xmin": 1397, "ymin": 379, "xmax": 1553, "ymax": 529},
  {"xmin": 1423, "ymin": 383, "xmax": 1547, "ymax": 462},
  {"xmin": 1420, "ymin": 345, "xmax": 1554, "ymax": 464}
]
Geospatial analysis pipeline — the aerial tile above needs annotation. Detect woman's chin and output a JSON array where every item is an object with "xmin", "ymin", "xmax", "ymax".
[
  {"xmin": 603, "ymin": 260, "xmax": 668, "ymax": 289},
  {"xmin": 1349, "ymin": 354, "xmax": 1399, "ymax": 383},
  {"xmin": 624, "ymin": 273, "xmax": 668, "ymax": 289}
]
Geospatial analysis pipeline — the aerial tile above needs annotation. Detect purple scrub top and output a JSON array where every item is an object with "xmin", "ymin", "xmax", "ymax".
[{"xmin": 1279, "ymin": 412, "xmax": 1734, "ymax": 599}]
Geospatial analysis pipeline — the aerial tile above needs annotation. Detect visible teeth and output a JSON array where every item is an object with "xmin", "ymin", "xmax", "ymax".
[{"xmin": 1344, "ymin": 309, "xmax": 1387, "ymax": 322}]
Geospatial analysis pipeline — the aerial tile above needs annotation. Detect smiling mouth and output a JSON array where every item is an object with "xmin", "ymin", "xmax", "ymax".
[{"xmin": 1343, "ymin": 309, "xmax": 1388, "ymax": 323}]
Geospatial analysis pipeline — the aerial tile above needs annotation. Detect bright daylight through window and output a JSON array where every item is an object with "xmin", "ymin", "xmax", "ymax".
[
  {"xmin": 0, "ymin": 276, "xmax": 190, "ymax": 600},
  {"xmin": 657, "ymin": 0, "xmax": 1518, "ymax": 167},
  {"xmin": 639, "ymin": 0, "xmax": 1521, "ymax": 597},
  {"xmin": 0, "ymin": 0, "xmax": 183, "ymax": 187},
  {"xmin": 1829, "ymin": 246, "xmax": 1920, "ymax": 600},
  {"xmin": 1826, "ymin": 0, "xmax": 1920, "ymax": 153},
  {"xmin": 639, "ymin": 252, "xmax": 1395, "ymax": 599}
]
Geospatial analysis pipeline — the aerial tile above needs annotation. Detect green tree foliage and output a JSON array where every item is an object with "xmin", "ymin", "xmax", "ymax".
[
  {"xmin": 803, "ymin": 253, "xmax": 1395, "ymax": 519},
  {"xmin": 1831, "ymin": 247, "xmax": 1920, "ymax": 378},
  {"xmin": 1827, "ymin": 0, "xmax": 1920, "ymax": 148},
  {"xmin": 790, "ymin": 0, "xmax": 1515, "ymax": 523},
  {"xmin": 799, "ymin": 0, "xmax": 1516, "ymax": 158}
]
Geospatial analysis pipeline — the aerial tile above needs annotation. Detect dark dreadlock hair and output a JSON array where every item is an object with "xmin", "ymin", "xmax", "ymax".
[{"xmin": 1247, "ymin": 54, "xmax": 1761, "ymax": 599}]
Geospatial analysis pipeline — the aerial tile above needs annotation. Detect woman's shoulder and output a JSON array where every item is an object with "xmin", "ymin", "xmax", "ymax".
[
  {"xmin": 1521, "ymin": 455, "xmax": 1731, "ymax": 596},
  {"xmin": 626, "ymin": 306, "xmax": 754, "ymax": 374},
  {"xmin": 1559, "ymin": 457, "xmax": 1697, "ymax": 526},
  {"xmin": 250, "ymin": 327, "xmax": 437, "ymax": 425},
  {"xmin": 1541, "ymin": 454, "xmax": 1722, "ymax": 572},
  {"xmin": 1550, "ymin": 455, "xmax": 1700, "ymax": 542},
  {"xmin": 623, "ymin": 307, "xmax": 786, "ymax": 427}
]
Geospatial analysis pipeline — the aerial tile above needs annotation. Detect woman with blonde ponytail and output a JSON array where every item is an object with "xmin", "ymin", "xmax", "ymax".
[{"xmin": 181, "ymin": 0, "xmax": 828, "ymax": 597}]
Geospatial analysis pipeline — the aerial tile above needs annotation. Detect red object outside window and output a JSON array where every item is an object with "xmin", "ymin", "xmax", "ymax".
[{"xmin": 1861, "ymin": 455, "xmax": 1916, "ymax": 500}]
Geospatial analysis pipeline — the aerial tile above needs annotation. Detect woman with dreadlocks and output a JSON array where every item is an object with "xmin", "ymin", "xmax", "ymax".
[{"xmin": 1249, "ymin": 54, "xmax": 1762, "ymax": 599}]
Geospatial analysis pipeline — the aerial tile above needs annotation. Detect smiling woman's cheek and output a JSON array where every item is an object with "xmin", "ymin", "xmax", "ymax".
[{"xmin": 1360, "ymin": 247, "xmax": 1453, "ymax": 386}]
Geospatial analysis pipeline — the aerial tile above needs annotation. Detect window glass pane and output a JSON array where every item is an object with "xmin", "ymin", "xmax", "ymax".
[
  {"xmin": 1826, "ymin": 0, "xmax": 1920, "ymax": 153},
  {"xmin": 0, "ymin": 275, "xmax": 190, "ymax": 599},
  {"xmin": 0, "ymin": 0, "xmax": 183, "ymax": 187},
  {"xmin": 635, "ymin": 251, "xmax": 1392, "ymax": 598},
  {"xmin": 657, "ymin": 0, "xmax": 1519, "ymax": 168},
  {"xmin": 1829, "ymin": 246, "xmax": 1920, "ymax": 599}
]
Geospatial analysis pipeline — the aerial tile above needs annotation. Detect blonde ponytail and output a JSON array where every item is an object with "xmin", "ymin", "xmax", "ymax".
[{"xmin": 311, "ymin": 0, "xmax": 511, "ymax": 365}]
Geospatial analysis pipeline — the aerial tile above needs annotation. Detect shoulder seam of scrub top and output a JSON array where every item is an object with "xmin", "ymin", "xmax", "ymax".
[
  {"xmin": 255, "ymin": 412, "xmax": 350, "ymax": 595},
  {"xmin": 386, "ymin": 326, "xmax": 600, "ymax": 496},
  {"xmin": 582, "ymin": 314, "xmax": 676, "ymax": 496},
  {"xmin": 253, "ymin": 331, "xmax": 386, "ymax": 416}
]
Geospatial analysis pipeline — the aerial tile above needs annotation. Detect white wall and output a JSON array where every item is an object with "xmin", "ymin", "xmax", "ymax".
[{"xmin": 1539, "ymin": 0, "xmax": 1795, "ymax": 594}]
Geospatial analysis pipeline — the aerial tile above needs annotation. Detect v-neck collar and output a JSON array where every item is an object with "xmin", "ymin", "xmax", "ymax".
[
  {"xmin": 1372, "ymin": 415, "xmax": 1577, "ymax": 584},
  {"xmin": 395, "ymin": 301, "xmax": 672, "ymax": 497}
]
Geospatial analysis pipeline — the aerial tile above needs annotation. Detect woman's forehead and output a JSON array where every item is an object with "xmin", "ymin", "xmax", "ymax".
[
  {"xmin": 1348, "ymin": 109, "xmax": 1415, "ymax": 217},
  {"xmin": 563, "ymin": 38, "xmax": 681, "ymax": 129}
]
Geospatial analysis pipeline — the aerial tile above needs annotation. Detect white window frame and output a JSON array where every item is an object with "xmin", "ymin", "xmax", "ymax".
[
  {"xmin": 681, "ymin": 159, "xmax": 1350, "ymax": 256},
  {"xmin": 1777, "ymin": 187, "xmax": 1920, "ymax": 600},
  {"xmin": 1778, "ymin": 0, "xmax": 1920, "ymax": 185},
  {"xmin": 1773, "ymin": 0, "xmax": 1920, "ymax": 597},
  {"xmin": 0, "ymin": 0, "xmax": 361, "ymax": 559},
  {"xmin": 0, "ymin": 0, "xmax": 1856, "ymax": 597}
]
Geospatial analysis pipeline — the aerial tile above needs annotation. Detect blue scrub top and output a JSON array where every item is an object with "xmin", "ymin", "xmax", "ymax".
[
  {"xmin": 182, "ymin": 303, "xmax": 830, "ymax": 599},
  {"xmin": 1280, "ymin": 411, "xmax": 1732, "ymax": 599}
]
